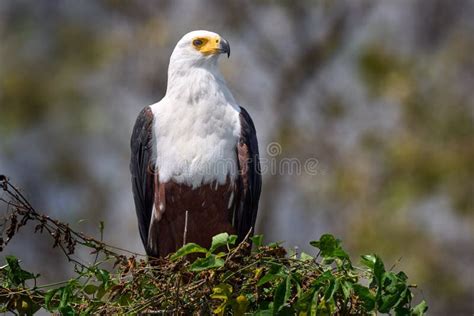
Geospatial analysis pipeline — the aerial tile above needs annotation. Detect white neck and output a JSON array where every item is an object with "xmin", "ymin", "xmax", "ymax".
[
  {"xmin": 151, "ymin": 54, "xmax": 241, "ymax": 187},
  {"xmin": 165, "ymin": 55, "xmax": 236, "ymax": 107}
]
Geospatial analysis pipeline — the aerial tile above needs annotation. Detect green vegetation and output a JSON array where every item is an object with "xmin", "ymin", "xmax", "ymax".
[
  {"xmin": 0, "ymin": 177, "xmax": 427, "ymax": 315},
  {"xmin": 0, "ymin": 235, "xmax": 427, "ymax": 315}
]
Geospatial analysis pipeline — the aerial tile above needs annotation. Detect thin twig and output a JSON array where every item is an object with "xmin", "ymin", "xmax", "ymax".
[
  {"xmin": 224, "ymin": 227, "xmax": 253, "ymax": 265},
  {"xmin": 183, "ymin": 210, "xmax": 189, "ymax": 246}
]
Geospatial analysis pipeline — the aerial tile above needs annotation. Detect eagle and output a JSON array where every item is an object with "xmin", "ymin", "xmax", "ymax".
[{"xmin": 130, "ymin": 30, "xmax": 261, "ymax": 257}]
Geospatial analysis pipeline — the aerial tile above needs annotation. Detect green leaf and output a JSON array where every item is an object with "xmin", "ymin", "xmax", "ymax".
[
  {"xmin": 211, "ymin": 283, "xmax": 232, "ymax": 315},
  {"xmin": 332, "ymin": 247, "xmax": 349, "ymax": 259},
  {"xmin": 257, "ymin": 272, "xmax": 280, "ymax": 287},
  {"xmin": 378, "ymin": 272, "xmax": 409, "ymax": 313},
  {"xmin": 58, "ymin": 305, "xmax": 75, "ymax": 316},
  {"xmin": 353, "ymin": 284, "xmax": 375, "ymax": 311},
  {"xmin": 310, "ymin": 234, "xmax": 337, "ymax": 252},
  {"xmin": 253, "ymin": 309, "xmax": 273, "ymax": 316},
  {"xmin": 251, "ymin": 235, "xmax": 263, "ymax": 248},
  {"xmin": 277, "ymin": 306, "xmax": 295, "ymax": 315},
  {"xmin": 299, "ymin": 252, "xmax": 314, "ymax": 261},
  {"xmin": 227, "ymin": 234, "xmax": 238, "ymax": 246},
  {"xmin": 273, "ymin": 275, "xmax": 291, "ymax": 313},
  {"xmin": 59, "ymin": 282, "xmax": 74, "ymax": 310},
  {"xmin": 310, "ymin": 234, "xmax": 349, "ymax": 260},
  {"xmin": 118, "ymin": 293, "xmax": 132, "ymax": 306},
  {"xmin": 190, "ymin": 254, "xmax": 224, "ymax": 272},
  {"xmin": 210, "ymin": 283, "xmax": 233, "ymax": 300},
  {"xmin": 96, "ymin": 285, "xmax": 106, "ymax": 300},
  {"xmin": 45, "ymin": 288, "xmax": 60, "ymax": 310},
  {"xmin": 341, "ymin": 281, "xmax": 353, "ymax": 300},
  {"xmin": 360, "ymin": 254, "xmax": 376, "ymax": 269},
  {"xmin": 56, "ymin": 288, "xmax": 70, "ymax": 312},
  {"xmin": 5, "ymin": 255, "xmax": 36, "ymax": 286},
  {"xmin": 95, "ymin": 269, "xmax": 111, "ymax": 289},
  {"xmin": 209, "ymin": 233, "xmax": 229, "ymax": 253},
  {"xmin": 396, "ymin": 306, "xmax": 412, "ymax": 316},
  {"xmin": 267, "ymin": 242, "xmax": 282, "ymax": 248},
  {"xmin": 373, "ymin": 255, "xmax": 386, "ymax": 287},
  {"xmin": 170, "ymin": 243, "xmax": 208, "ymax": 260},
  {"xmin": 411, "ymin": 300, "xmax": 428, "ymax": 316},
  {"xmin": 397, "ymin": 271, "xmax": 408, "ymax": 282},
  {"xmin": 257, "ymin": 264, "xmax": 284, "ymax": 286},
  {"xmin": 313, "ymin": 270, "xmax": 333, "ymax": 286},
  {"xmin": 83, "ymin": 284, "xmax": 98, "ymax": 295},
  {"xmin": 309, "ymin": 288, "xmax": 322, "ymax": 316},
  {"xmin": 324, "ymin": 278, "xmax": 338, "ymax": 301},
  {"xmin": 379, "ymin": 292, "xmax": 404, "ymax": 313}
]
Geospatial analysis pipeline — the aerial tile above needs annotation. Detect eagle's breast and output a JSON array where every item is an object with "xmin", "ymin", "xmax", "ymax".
[{"xmin": 151, "ymin": 90, "xmax": 241, "ymax": 188}]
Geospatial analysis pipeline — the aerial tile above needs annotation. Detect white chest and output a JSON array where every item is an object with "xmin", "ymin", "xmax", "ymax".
[{"xmin": 151, "ymin": 98, "xmax": 241, "ymax": 188}]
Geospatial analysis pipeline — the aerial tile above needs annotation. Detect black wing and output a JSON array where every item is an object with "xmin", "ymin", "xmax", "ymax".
[
  {"xmin": 130, "ymin": 106, "xmax": 155, "ymax": 253},
  {"xmin": 234, "ymin": 106, "xmax": 262, "ymax": 240}
]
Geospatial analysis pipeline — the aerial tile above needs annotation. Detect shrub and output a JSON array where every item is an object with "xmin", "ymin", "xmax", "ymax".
[{"xmin": 0, "ymin": 176, "xmax": 427, "ymax": 315}]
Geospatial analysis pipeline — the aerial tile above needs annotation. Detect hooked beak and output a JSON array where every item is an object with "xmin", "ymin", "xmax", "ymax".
[{"xmin": 220, "ymin": 38, "xmax": 230, "ymax": 58}]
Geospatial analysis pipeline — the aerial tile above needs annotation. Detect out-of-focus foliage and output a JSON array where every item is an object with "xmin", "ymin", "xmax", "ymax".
[
  {"xmin": 0, "ymin": 1, "xmax": 473, "ymax": 314},
  {"xmin": 0, "ymin": 179, "xmax": 427, "ymax": 315}
]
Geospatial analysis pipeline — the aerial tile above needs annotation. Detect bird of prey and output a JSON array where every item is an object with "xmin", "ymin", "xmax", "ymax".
[{"xmin": 130, "ymin": 30, "xmax": 261, "ymax": 257}]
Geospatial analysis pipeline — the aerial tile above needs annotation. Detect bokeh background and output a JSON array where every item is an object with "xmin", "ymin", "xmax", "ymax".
[{"xmin": 1, "ymin": 1, "xmax": 473, "ymax": 314}]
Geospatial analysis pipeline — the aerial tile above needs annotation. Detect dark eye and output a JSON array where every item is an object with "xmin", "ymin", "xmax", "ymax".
[{"xmin": 193, "ymin": 39, "xmax": 203, "ymax": 46}]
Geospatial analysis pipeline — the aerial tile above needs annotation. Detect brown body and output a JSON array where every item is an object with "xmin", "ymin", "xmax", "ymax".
[{"xmin": 154, "ymin": 180, "xmax": 236, "ymax": 256}]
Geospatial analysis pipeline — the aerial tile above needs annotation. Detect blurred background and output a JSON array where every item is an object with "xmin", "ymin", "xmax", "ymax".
[{"xmin": 1, "ymin": 0, "xmax": 473, "ymax": 314}]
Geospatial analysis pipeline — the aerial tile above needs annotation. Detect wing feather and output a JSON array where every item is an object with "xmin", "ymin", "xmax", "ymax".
[
  {"xmin": 130, "ymin": 106, "xmax": 156, "ymax": 254},
  {"xmin": 235, "ymin": 106, "xmax": 262, "ymax": 240}
]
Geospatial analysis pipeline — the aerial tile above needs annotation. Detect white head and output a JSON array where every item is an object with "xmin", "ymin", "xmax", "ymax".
[
  {"xmin": 165, "ymin": 30, "xmax": 233, "ymax": 101},
  {"xmin": 169, "ymin": 30, "xmax": 230, "ymax": 68}
]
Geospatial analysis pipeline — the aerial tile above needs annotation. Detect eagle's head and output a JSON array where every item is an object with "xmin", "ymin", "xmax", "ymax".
[{"xmin": 169, "ymin": 30, "xmax": 230, "ymax": 67}]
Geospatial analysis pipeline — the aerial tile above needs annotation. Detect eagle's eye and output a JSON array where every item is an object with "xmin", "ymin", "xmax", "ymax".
[{"xmin": 193, "ymin": 39, "xmax": 204, "ymax": 46}]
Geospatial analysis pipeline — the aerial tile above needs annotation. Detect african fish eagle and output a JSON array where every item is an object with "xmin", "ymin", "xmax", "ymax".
[{"xmin": 130, "ymin": 30, "xmax": 261, "ymax": 257}]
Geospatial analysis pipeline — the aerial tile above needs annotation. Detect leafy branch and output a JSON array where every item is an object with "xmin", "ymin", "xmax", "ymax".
[{"xmin": 0, "ymin": 175, "xmax": 427, "ymax": 315}]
